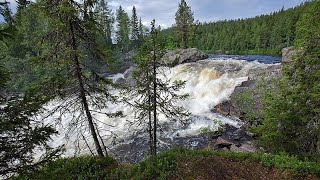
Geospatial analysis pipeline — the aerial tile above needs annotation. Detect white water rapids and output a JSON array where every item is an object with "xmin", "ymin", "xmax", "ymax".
[{"xmin": 39, "ymin": 59, "xmax": 277, "ymax": 158}]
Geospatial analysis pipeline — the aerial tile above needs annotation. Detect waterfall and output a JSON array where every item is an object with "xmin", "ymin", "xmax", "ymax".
[{"xmin": 40, "ymin": 58, "xmax": 277, "ymax": 158}]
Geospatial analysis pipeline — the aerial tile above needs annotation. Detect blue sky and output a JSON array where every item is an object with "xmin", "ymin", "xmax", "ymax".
[{"xmin": 1, "ymin": 0, "xmax": 307, "ymax": 28}]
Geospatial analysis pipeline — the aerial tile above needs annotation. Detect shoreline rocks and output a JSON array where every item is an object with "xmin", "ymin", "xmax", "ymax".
[
  {"xmin": 281, "ymin": 46, "xmax": 303, "ymax": 64},
  {"xmin": 162, "ymin": 48, "xmax": 209, "ymax": 67},
  {"xmin": 207, "ymin": 125, "xmax": 256, "ymax": 153}
]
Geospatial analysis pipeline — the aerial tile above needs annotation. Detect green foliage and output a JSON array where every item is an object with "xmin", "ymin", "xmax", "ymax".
[
  {"xmin": 138, "ymin": 17, "xmax": 144, "ymax": 43},
  {"xmin": 0, "ymin": 26, "xmax": 15, "ymax": 43},
  {"xmin": 13, "ymin": 149, "xmax": 320, "ymax": 179},
  {"xmin": 0, "ymin": 3, "xmax": 50, "ymax": 92},
  {"xmin": 128, "ymin": 20, "xmax": 190, "ymax": 156},
  {"xmin": 132, "ymin": 152, "xmax": 178, "ymax": 179},
  {"xmin": 0, "ymin": 4, "xmax": 60, "ymax": 177},
  {"xmin": 0, "ymin": 63, "xmax": 9, "ymax": 88},
  {"xmin": 252, "ymin": 0, "xmax": 320, "ymax": 158},
  {"xmin": 134, "ymin": 149, "xmax": 320, "ymax": 178},
  {"xmin": 232, "ymin": 89, "xmax": 262, "ymax": 125},
  {"xmin": 15, "ymin": 156, "xmax": 118, "ymax": 180},
  {"xmin": 165, "ymin": 1, "xmax": 313, "ymax": 55},
  {"xmin": 259, "ymin": 153, "xmax": 320, "ymax": 176},
  {"xmin": 116, "ymin": 6, "xmax": 130, "ymax": 52},
  {"xmin": 175, "ymin": 0, "xmax": 194, "ymax": 49},
  {"xmin": 0, "ymin": 92, "xmax": 61, "ymax": 176},
  {"xmin": 94, "ymin": 0, "xmax": 114, "ymax": 47},
  {"xmin": 131, "ymin": 6, "xmax": 139, "ymax": 42}
]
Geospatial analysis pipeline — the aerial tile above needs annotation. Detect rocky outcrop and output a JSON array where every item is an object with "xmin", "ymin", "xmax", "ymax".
[
  {"xmin": 281, "ymin": 46, "xmax": 303, "ymax": 63},
  {"xmin": 115, "ymin": 66, "xmax": 136, "ymax": 86},
  {"xmin": 213, "ymin": 64, "xmax": 281, "ymax": 120},
  {"xmin": 162, "ymin": 48, "xmax": 208, "ymax": 67},
  {"xmin": 212, "ymin": 79, "xmax": 256, "ymax": 119},
  {"xmin": 213, "ymin": 100, "xmax": 241, "ymax": 117},
  {"xmin": 208, "ymin": 125, "xmax": 256, "ymax": 153}
]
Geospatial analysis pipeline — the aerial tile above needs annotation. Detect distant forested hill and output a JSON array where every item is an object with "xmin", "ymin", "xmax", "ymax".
[{"xmin": 163, "ymin": 1, "xmax": 313, "ymax": 56}]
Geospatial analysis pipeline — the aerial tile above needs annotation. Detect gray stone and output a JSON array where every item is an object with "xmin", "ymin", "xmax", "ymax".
[
  {"xmin": 213, "ymin": 100, "xmax": 241, "ymax": 117},
  {"xmin": 238, "ymin": 143, "xmax": 257, "ymax": 153},
  {"xmin": 222, "ymin": 147, "xmax": 230, "ymax": 151},
  {"xmin": 281, "ymin": 46, "xmax": 303, "ymax": 63},
  {"xmin": 230, "ymin": 145, "xmax": 245, "ymax": 153},
  {"xmin": 123, "ymin": 66, "xmax": 135, "ymax": 79},
  {"xmin": 213, "ymin": 137, "xmax": 234, "ymax": 149},
  {"xmin": 162, "ymin": 48, "xmax": 208, "ymax": 67}
]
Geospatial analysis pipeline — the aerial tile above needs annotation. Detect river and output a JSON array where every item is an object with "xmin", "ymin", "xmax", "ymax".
[{"xmin": 41, "ymin": 55, "xmax": 281, "ymax": 162}]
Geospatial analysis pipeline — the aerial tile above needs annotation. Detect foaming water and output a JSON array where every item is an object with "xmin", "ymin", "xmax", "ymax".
[{"xmin": 42, "ymin": 58, "xmax": 275, "ymax": 157}]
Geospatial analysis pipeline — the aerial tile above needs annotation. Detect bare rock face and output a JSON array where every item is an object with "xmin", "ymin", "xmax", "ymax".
[
  {"xmin": 213, "ymin": 100, "xmax": 241, "ymax": 117},
  {"xmin": 162, "ymin": 48, "xmax": 209, "ymax": 67},
  {"xmin": 212, "ymin": 64, "xmax": 281, "ymax": 120}
]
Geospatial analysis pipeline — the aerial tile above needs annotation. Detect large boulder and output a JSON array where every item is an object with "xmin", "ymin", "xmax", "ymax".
[
  {"xmin": 213, "ymin": 100, "xmax": 241, "ymax": 117},
  {"xmin": 162, "ymin": 48, "xmax": 209, "ymax": 67},
  {"xmin": 281, "ymin": 46, "xmax": 303, "ymax": 63}
]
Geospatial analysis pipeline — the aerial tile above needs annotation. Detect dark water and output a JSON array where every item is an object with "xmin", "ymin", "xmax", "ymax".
[{"xmin": 208, "ymin": 54, "xmax": 281, "ymax": 64}]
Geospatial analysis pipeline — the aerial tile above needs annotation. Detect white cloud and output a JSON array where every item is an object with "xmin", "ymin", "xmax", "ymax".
[{"xmin": 1, "ymin": 0, "xmax": 308, "ymax": 27}]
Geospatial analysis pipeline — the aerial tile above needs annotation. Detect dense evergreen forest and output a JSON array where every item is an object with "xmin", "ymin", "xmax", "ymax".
[
  {"xmin": 163, "ymin": 1, "xmax": 312, "ymax": 55},
  {"xmin": 0, "ymin": 0, "xmax": 320, "ymax": 179}
]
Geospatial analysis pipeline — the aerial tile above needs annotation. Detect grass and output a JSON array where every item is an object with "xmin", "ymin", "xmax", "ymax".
[{"xmin": 13, "ymin": 149, "xmax": 320, "ymax": 180}]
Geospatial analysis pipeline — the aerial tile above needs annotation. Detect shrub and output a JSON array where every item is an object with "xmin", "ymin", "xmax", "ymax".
[{"xmin": 14, "ymin": 156, "xmax": 118, "ymax": 180}]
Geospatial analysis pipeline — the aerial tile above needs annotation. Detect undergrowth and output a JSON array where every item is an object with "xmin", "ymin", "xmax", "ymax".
[{"xmin": 13, "ymin": 149, "xmax": 320, "ymax": 180}]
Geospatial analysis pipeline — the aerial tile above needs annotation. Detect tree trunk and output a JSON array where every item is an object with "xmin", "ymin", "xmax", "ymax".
[
  {"xmin": 152, "ymin": 30, "xmax": 157, "ymax": 156},
  {"xmin": 317, "ymin": 133, "xmax": 320, "ymax": 155},
  {"xmin": 183, "ymin": 27, "xmax": 188, "ymax": 49},
  {"xmin": 69, "ymin": 20, "xmax": 105, "ymax": 157},
  {"xmin": 147, "ymin": 70, "xmax": 154, "ymax": 155},
  {"xmin": 183, "ymin": 32, "xmax": 188, "ymax": 49}
]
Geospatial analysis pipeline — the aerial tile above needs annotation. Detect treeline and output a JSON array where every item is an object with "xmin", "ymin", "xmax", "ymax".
[
  {"xmin": 229, "ymin": 0, "xmax": 320, "ymax": 159},
  {"xmin": 0, "ymin": 0, "xmax": 147, "ymax": 92},
  {"xmin": 163, "ymin": 1, "xmax": 313, "ymax": 55},
  {"xmin": 0, "ymin": 0, "xmax": 189, "ymax": 177}
]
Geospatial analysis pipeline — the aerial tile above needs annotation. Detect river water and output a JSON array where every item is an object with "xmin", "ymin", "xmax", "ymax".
[{"xmin": 41, "ymin": 55, "xmax": 281, "ymax": 162}]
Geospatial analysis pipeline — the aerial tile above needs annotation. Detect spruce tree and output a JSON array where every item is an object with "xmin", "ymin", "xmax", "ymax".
[
  {"xmin": 0, "ymin": 3, "xmax": 61, "ymax": 176},
  {"xmin": 116, "ymin": 6, "xmax": 130, "ymax": 52},
  {"xmin": 95, "ymin": 0, "xmax": 114, "ymax": 46},
  {"xmin": 175, "ymin": 0, "xmax": 194, "ymax": 49},
  {"xmin": 131, "ymin": 6, "xmax": 139, "ymax": 46},
  {"xmin": 253, "ymin": 0, "xmax": 320, "ymax": 157},
  {"xmin": 138, "ymin": 17, "xmax": 144, "ymax": 42},
  {"xmin": 36, "ymin": 0, "xmax": 117, "ymax": 157},
  {"xmin": 127, "ymin": 20, "xmax": 190, "ymax": 155}
]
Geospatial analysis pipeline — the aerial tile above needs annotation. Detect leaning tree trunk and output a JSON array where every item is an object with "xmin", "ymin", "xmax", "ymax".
[{"xmin": 69, "ymin": 20, "xmax": 105, "ymax": 157}]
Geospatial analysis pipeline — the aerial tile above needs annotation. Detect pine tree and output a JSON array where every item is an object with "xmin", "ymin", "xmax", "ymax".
[{"xmin": 175, "ymin": 0, "xmax": 194, "ymax": 49}]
